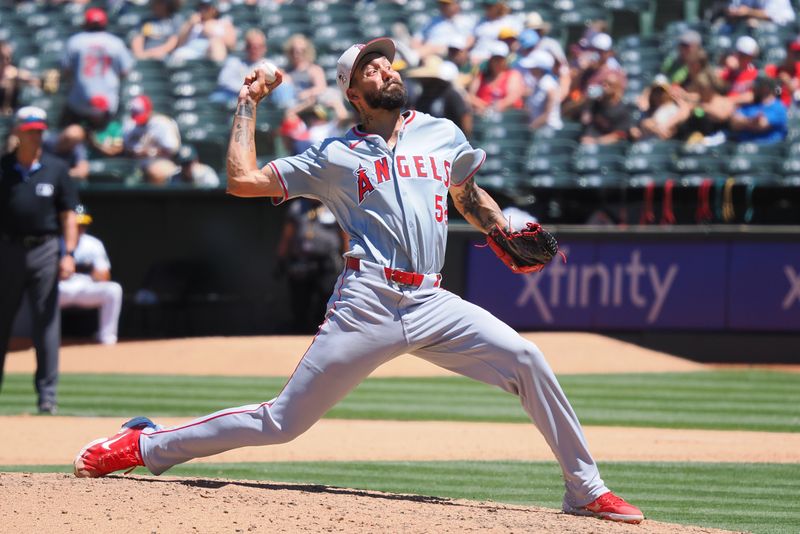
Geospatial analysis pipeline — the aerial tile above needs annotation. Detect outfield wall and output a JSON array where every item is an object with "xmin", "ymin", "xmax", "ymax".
[{"xmin": 13, "ymin": 189, "xmax": 800, "ymax": 347}]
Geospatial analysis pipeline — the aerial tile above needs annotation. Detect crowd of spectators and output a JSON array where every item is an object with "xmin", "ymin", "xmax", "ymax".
[{"xmin": 1, "ymin": 0, "xmax": 800, "ymax": 190}]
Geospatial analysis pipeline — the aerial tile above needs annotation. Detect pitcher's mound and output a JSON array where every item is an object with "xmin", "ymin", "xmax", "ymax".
[{"xmin": 2, "ymin": 472, "xmax": 734, "ymax": 533}]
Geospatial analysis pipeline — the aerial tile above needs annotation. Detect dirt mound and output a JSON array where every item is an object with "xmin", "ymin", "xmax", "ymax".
[{"xmin": 1, "ymin": 473, "xmax": 735, "ymax": 533}]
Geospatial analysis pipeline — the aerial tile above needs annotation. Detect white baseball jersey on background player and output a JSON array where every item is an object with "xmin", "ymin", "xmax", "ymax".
[
  {"xmin": 139, "ymin": 111, "xmax": 609, "ymax": 510},
  {"xmin": 59, "ymin": 233, "xmax": 122, "ymax": 344}
]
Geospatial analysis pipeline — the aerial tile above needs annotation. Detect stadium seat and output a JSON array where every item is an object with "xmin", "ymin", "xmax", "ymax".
[
  {"xmin": 526, "ymin": 154, "xmax": 572, "ymax": 174},
  {"xmin": 572, "ymin": 153, "xmax": 626, "ymax": 175},
  {"xmin": 726, "ymin": 154, "xmax": 781, "ymax": 175},
  {"xmin": 528, "ymin": 139, "xmax": 578, "ymax": 157},
  {"xmin": 87, "ymin": 158, "xmax": 140, "ymax": 185},
  {"xmin": 672, "ymin": 155, "xmax": 723, "ymax": 174},
  {"xmin": 625, "ymin": 153, "xmax": 673, "ymax": 174}
]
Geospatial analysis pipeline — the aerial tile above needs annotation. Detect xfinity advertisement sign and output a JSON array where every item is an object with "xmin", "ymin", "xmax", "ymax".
[{"xmin": 466, "ymin": 241, "xmax": 798, "ymax": 331}]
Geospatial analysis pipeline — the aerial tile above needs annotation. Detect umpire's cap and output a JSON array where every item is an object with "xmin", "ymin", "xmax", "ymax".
[{"xmin": 75, "ymin": 204, "xmax": 93, "ymax": 226}]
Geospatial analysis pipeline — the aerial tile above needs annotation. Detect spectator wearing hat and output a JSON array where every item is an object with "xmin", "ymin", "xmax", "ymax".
[
  {"xmin": 211, "ymin": 29, "xmax": 294, "ymax": 108},
  {"xmin": 525, "ymin": 10, "xmax": 570, "ymax": 99},
  {"xmin": 130, "ymin": 0, "xmax": 183, "ymax": 61},
  {"xmin": 170, "ymin": 0, "xmax": 236, "ymax": 64},
  {"xmin": 468, "ymin": 40, "xmax": 525, "ymax": 114},
  {"xmin": 764, "ymin": 38, "xmax": 800, "ymax": 107},
  {"xmin": 411, "ymin": 0, "xmax": 476, "ymax": 59},
  {"xmin": 122, "ymin": 95, "xmax": 181, "ymax": 184},
  {"xmin": 61, "ymin": 8, "xmax": 134, "ymax": 126},
  {"xmin": 472, "ymin": 0, "xmax": 523, "ymax": 63},
  {"xmin": 58, "ymin": 205, "xmax": 122, "ymax": 345},
  {"xmin": 0, "ymin": 40, "xmax": 38, "ymax": 116},
  {"xmin": 85, "ymin": 96, "xmax": 125, "ymax": 158},
  {"xmin": 630, "ymin": 77, "xmax": 681, "ymax": 141},
  {"xmin": 169, "ymin": 145, "xmax": 220, "ymax": 187},
  {"xmin": 519, "ymin": 50, "xmax": 562, "ymax": 131},
  {"xmin": 564, "ymin": 32, "xmax": 625, "ymax": 120},
  {"xmin": 580, "ymin": 71, "xmax": 633, "ymax": 145},
  {"xmin": 730, "ymin": 76, "xmax": 788, "ymax": 144},
  {"xmin": 443, "ymin": 33, "xmax": 476, "ymax": 91},
  {"xmin": 513, "ymin": 29, "xmax": 540, "ymax": 66},
  {"xmin": 661, "ymin": 30, "xmax": 704, "ymax": 86},
  {"xmin": 0, "ymin": 106, "xmax": 79, "ymax": 415},
  {"xmin": 42, "ymin": 125, "xmax": 90, "ymax": 181},
  {"xmin": 719, "ymin": 35, "xmax": 760, "ymax": 105},
  {"xmin": 407, "ymin": 57, "xmax": 472, "ymax": 135},
  {"xmin": 726, "ymin": 0, "xmax": 796, "ymax": 28}
]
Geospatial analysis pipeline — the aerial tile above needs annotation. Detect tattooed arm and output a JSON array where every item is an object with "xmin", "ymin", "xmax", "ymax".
[
  {"xmin": 449, "ymin": 177, "xmax": 507, "ymax": 234},
  {"xmin": 226, "ymin": 68, "xmax": 285, "ymax": 198}
]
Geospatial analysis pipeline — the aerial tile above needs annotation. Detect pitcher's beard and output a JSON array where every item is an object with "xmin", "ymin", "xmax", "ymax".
[{"xmin": 363, "ymin": 80, "xmax": 407, "ymax": 110}]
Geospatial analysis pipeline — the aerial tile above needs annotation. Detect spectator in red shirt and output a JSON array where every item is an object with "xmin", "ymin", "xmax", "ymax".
[
  {"xmin": 718, "ymin": 35, "xmax": 759, "ymax": 105},
  {"xmin": 764, "ymin": 38, "xmax": 800, "ymax": 107},
  {"xmin": 468, "ymin": 41, "xmax": 525, "ymax": 114}
]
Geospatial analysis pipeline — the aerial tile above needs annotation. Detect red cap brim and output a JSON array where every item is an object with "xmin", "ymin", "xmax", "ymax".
[{"xmin": 18, "ymin": 121, "xmax": 47, "ymax": 131}]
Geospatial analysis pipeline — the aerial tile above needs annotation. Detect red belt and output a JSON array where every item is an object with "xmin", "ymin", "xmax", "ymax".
[{"xmin": 346, "ymin": 257, "xmax": 436, "ymax": 288}]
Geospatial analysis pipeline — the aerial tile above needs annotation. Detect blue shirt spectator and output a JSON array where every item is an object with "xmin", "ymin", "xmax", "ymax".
[{"xmin": 730, "ymin": 77, "xmax": 787, "ymax": 144}]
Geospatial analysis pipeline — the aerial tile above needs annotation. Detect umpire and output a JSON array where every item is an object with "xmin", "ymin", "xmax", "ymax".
[{"xmin": 0, "ymin": 106, "xmax": 79, "ymax": 414}]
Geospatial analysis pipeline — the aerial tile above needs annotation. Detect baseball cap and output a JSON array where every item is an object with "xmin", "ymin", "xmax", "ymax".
[
  {"xmin": 736, "ymin": 35, "xmax": 759, "ymax": 56},
  {"xmin": 518, "ymin": 29, "xmax": 540, "ymax": 49},
  {"xmin": 74, "ymin": 204, "xmax": 93, "ymax": 226},
  {"xmin": 15, "ymin": 106, "xmax": 48, "ymax": 131},
  {"xmin": 498, "ymin": 27, "xmax": 518, "ymax": 40},
  {"xmin": 446, "ymin": 33, "xmax": 468, "ymax": 51},
  {"xmin": 336, "ymin": 37, "xmax": 396, "ymax": 99},
  {"xmin": 590, "ymin": 33, "xmax": 613, "ymax": 52},
  {"xmin": 176, "ymin": 145, "xmax": 198, "ymax": 165},
  {"xmin": 89, "ymin": 95, "xmax": 110, "ymax": 113},
  {"xmin": 85, "ymin": 7, "xmax": 108, "ymax": 27},
  {"xmin": 678, "ymin": 30, "xmax": 702, "ymax": 46},
  {"xmin": 519, "ymin": 50, "xmax": 554, "ymax": 70},
  {"xmin": 487, "ymin": 40, "xmax": 510, "ymax": 58},
  {"xmin": 526, "ymin": 12, "xmax": 545, "ymax": 30},
  {"xmin": 130, "ymin": 95, "xmax": 153, "ymax": 126}
]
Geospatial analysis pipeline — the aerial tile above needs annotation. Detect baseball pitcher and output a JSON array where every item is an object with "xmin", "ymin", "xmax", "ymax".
[{"xmin": 73, "ymin": 38, "xmax": 643, "ymax": 524}]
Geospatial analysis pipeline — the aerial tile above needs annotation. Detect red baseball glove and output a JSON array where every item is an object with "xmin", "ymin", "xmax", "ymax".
[{"xmin": 486, "ymin": 222, "xmax": 559, "ymax": 273}]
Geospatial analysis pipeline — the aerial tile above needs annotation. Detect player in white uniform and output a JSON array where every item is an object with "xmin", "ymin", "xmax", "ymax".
[
  {"xmin": 58, "ymin": 206, "xmax": 122, "ymax": 345},
  {"xmin": 73, "ymin": 38, "xmax": 644, "ymax": 524}
]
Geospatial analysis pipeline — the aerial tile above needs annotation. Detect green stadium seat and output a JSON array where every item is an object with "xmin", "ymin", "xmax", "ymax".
[
  {"xmin": 672, "ymin": 155, "xmax": 723, "ymax": 174},
  {"xmin": 526, "ymin": 154, "xmax": 572, "ymax": 174},
  {"xmin": 726, "ymin": 154, "xmax": 782, "ymax": 175},
  {"xmin": 88, "ymin": 158, "xmax": 140, "ymax": 184},
  {"xmin": 572, "ymin": 153, "xmax": 626, "ymax": 175},
  {"xmin": 624, "ymin": 153, "xmax": 673, "ymax": 174},
  {"xmin": 528, "ymin": 139, "xmax": 577, "ymax": 157}
]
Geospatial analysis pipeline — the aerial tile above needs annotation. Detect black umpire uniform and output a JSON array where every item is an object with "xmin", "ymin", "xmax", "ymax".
[{"xmin": 0, "ymin": 107, "xmax": 79, "ymax": 414}]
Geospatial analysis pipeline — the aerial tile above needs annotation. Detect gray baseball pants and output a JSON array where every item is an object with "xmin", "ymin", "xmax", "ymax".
[{"xmin": 140, "ymin": 260, "xmax": 608, "ymax": 508}]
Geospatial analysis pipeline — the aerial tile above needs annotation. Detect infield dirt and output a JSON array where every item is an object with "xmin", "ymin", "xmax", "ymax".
[{"xmin": 1, "ymin": 473, "xmax": 738, "ymax": 534}]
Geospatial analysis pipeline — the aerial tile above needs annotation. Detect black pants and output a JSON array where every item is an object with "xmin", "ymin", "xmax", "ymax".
[
  {"xmin": 287, "ymin": 256, "xmax": 341, "ymax": 334},
  {"xmin": 0, "ymin": 238, "xmax": 61, "ymax": 407}
]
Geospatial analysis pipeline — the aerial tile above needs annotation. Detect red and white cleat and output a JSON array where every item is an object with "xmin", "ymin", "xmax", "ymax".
[
  {"xmin": 564, "ymin": 491, "xmax": 644, "ymax": 524},
  {"xmin": 73, "ymin": 417, "xmax": 156, "ymax": 478}
]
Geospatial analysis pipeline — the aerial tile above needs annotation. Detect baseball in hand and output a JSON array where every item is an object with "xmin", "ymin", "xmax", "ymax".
[{"xmin": 256, "ymin": 61, "xmax": 279, "ymax": 84}]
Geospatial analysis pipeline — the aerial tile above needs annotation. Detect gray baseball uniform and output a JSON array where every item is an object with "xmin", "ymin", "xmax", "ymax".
[{"xmin": 139, "ymin": 111, "xmax": 609, "ymax": 509}]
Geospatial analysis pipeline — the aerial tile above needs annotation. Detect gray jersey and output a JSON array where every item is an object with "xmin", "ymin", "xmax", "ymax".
[
  {"xmin": 270, "ymin": 111, "xmax": 485, "ymax": 274},
  {"xmin": 63, "ymin": 31, "xmax": 134, "ymax": 115}
]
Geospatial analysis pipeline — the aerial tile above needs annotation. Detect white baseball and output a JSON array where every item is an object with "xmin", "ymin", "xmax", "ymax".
[{"xmin": 256, "ymin": 60, "xmax": 278, "ymax": 84}]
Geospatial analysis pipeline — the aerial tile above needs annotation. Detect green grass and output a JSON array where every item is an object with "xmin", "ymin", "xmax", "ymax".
[
  {"xmin": 2, "ymin": 371, "xmax": 799, "ymax": 432},
  {"xmin": 5, "ymin": 461, "xmax": 798, "ymax": 534}
]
